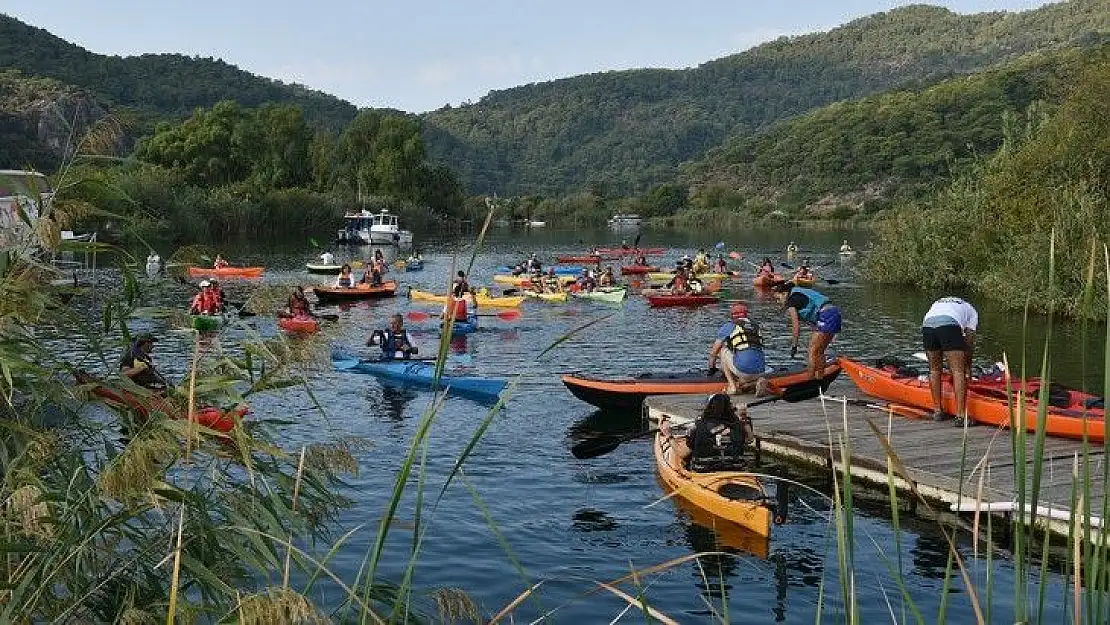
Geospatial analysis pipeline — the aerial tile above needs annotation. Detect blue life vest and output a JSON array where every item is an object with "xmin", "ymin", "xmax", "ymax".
[
  {"xmin": 791, "ymin": 287, "xmax": 829, "ymax": 324},
  {"xmin": 379, "ymin": 329, "xmax": 412, "ymax": 360}
]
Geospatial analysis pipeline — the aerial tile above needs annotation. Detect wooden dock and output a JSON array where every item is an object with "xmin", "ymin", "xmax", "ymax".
[{"xmin": 643, "ymin": 380, "xmax": 1106, "ymax": 538}]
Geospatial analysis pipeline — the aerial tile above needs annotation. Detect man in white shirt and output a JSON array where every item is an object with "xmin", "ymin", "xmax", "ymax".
[{"xmin": 921, "ymin": 297, "xmax": 978, "ymax": 424}]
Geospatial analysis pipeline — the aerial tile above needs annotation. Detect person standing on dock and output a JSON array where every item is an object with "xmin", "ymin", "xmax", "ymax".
[
  {"xmin": 922, "ymin": 297, "xmax": 978, "ymax": 424},
  {"xmin": 709, "ymin": 303, "xmax": 771, "ymax": 396},
  {"xmin": 773, "ymin": 282, "xmax": 841, "ymax": 381}
]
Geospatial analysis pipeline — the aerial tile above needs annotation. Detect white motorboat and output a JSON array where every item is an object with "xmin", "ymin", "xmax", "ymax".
[
  {"xmin": 337, "ymin": 209, "xmax": 413, "ymax": 247},
  {"xmin": 608, "ymin": 214, "xmax": 642, "ymax": 229}
]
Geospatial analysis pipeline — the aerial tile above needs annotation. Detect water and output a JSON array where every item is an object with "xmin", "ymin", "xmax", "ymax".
[{"xmin": 67, "ymin": 226, "xmax": 1100, "ymax": 622}]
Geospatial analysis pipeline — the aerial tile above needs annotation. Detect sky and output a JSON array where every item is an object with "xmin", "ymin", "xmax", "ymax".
[{"xmin": 4, "ymin": 0, "xmax": 1057, "ymax": 113}]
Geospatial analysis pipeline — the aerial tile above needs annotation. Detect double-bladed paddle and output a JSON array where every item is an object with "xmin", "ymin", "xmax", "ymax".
[
  {"xmin": 570, "ymin": 379, "xmax": 826, "ymax": 460},
  {"xmin": 406, "ymin": 310, "xmax": 521, "ymax": 322}
]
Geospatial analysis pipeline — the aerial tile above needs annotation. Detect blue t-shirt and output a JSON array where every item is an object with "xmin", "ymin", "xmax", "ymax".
[{"xmin": 715, "ymin": 321, "xmax": 766, "ymax": 375}]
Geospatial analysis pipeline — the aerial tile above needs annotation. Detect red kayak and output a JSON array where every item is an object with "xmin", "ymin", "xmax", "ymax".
[
  {"xmin": 74, "ymin": 370, "xmax": 248, "ymax": 433},
  {"xmin": 279, "ymin": 316, "xmax": 320, "ymax": 334},
  {"xmin": 840, "ymin": 358, "xmax": 1106, "ymax": 442},
  {"xmin": 596, "ymin": 247, "xmax": 666, "ymax": 256},
  {"xmin": 620, "ymin": 265, "xmax": 660, "ymax": 275},
  {"xmin": 187, "ymin": 266, "xmax": 264, "ymax": 278},
  {"xmin": 557, "ymin": 254, "xmax": 617, "ymax": 263},
  {"xmin": 646, "ymin": 294, "xmax": 720, "ymax": 308}
]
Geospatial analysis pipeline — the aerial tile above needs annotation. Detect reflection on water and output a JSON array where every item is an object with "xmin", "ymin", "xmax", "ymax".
[{"xmin": 571, "ymin": 507, "xmax": 620, "ymax": 532}]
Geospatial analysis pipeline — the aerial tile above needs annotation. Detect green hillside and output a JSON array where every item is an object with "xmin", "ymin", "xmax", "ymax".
[
  {"xmin": 0, "ymin": 13, "xmax": 358, "ymax": 131},
  {"xmin": 680, "ymin": 43, "xmax": 1109, "ymax": 217},
  {"xmin": 422, "ymin": 0, "xmax": 1110, "ymax": 196}
]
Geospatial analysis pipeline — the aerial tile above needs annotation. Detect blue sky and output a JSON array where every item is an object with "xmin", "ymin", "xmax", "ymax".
[{"xmin": 4, "ymin": 0, "xmax": 1054, "ymax": 112}]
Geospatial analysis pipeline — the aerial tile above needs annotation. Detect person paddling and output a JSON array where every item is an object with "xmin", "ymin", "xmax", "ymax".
[
  {"xmin": 367, "ymin": 313, "xmax": 418, "ymax": 361},
  {"xmin": 660, "ymin": 393, "xmax": 754, "ymax": 470},
  {"xmin": 772, "ymin": 281, "xmax": 841, "ymax": 381},
  {"xmin": 452, "ymin": 270, "xmax": 470, "ymax": 297},
  {"xmin": 283, "ymin": 286, "xmax": 314, "ymax": 319},
  {"xmin": 213, "ymin": 254, "xmax": 229, "ymax": 269},
  {"xmin": 190, "ymin": 281, "xmax": 222, "ymax": 315},
  {"xmin": 922, "ymin": 297, "xmax": 978, "ymax": 424},
  {"xmin": 335, "ymin": 264, "xmax": 355, "ymax": 288},
  {"xmin": 840, "ymin": 240, "xmax": 853, "ymax": 253},
  {"xmin": 709, "ymin": 303, "xmax": 771, "ymax": 396},
  {"xmin": 598, "ymin": 267, "xmax": 616, "ymax": 287},
  {"xmin": 667, "ymin": 267, "xmax": 690, "ymax": 294},
  {"xmin": 118, "ymin": 333, "xmax": 169, "ymax": 391}
]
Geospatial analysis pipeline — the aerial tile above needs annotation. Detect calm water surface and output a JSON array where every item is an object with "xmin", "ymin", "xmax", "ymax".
[{"xmin": 62, "ymin": 226, "xmax": 1100, "ymax": 622}]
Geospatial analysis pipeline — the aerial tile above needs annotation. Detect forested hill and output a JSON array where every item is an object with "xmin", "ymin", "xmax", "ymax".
[
  {"xmin": 422, "ymin": 0, "xmax": 1110, "ymax": 196},
  {"xmin": 0, "ymin": 14, "xmax": 358, "ymax": 131},
  {"xmin": 678, "ymin": 43, "xmax": 1110, "ymax": 217}
]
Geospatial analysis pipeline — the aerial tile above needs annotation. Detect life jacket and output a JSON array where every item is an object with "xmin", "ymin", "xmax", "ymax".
[
  {"xmin": 688, "ymin": 417, "xmax": 749, "ymax": 472},
  {"xmin": 289, "ymin": 296, "xmax": 309, "ymax": 316},
  {"xmin": 543, "ymin": 275, "xmax": 560, "ymax": 289},
  {"xmin": 337, "ymin": 272, "xmax": 354, "ymax": 288},
  {"xmin": 447, "ymin": 298, "xmax": 468, "ymax": 321},
  {"xmin": 725, "ymin": 319, "xmax": 762, "ymax": 351},
  {"xmin": 671, "ymin": 274, "xmax": 688, "ymax": 291},
  {"xmin": 214, "ymin": 259, "xmax": 228, "ymax": 268},
  {"xmin": 791, "ymin": 286, "xmax": 829, "ymax": 324},
  {"xmin": 191, "ymin": 291, "xmax": 219, "ymax": 315},
  {"xmin": 379, "ymin": 329, "xmax": 413, "ymax": 359}
]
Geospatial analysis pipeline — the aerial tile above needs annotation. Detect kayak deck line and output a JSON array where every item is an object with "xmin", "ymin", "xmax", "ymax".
[{"xmin": 642, "ymin": 380, "xmax": 1105, "ymax": 541}]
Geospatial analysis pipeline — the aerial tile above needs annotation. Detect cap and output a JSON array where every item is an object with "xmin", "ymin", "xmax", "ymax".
[
  {"xmin": 730, "ymin": 303, "xmax": 749, "ymax": 318},
  {"xmin": 199, "ymin": 280, "xmax": 211, "ymax": 287}
]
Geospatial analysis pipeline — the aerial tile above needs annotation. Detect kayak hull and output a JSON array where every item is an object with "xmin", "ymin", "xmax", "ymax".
[
  {"xmin": 313, "ymin": 281, "xmax": 397, "ymax": 301},
  {"xmin": 647, "ymin": 272, "xmax": 728, "ymax": 282},
  {"xmin": 187, "ymin": 266, "xmax": 264, "ymax": 278},
  {"xmin": 409, "ymin": 289, "xmax": 523, "ymax": 308},
  {"xmin": 493, "ymin": 274, "xmax": 577, "ymax": 287},
  {"xmin": 563, "ymin": 362, "xmax": 842, "ymax": 411},
  {"xmin": 279, "ymin": 316, "xmax": 320, "ymax": 334},
  {"xmin": 73, "ymin": 370, "xmax": 247, "ymax": 433},
  {"xmin": 497, "ymin": 266, "xmax": 581, "ymax": 275},
  {"xmin": 523, "ymin": 290, "xmax": 569, "ymax": 302},
  {"xmin": 572, "ymin": 287, "xmax": 628, "ymax": 303},
  {"xmin": 619, "ymin": 265, "xmax": 659, "ymax": 275},
  {"xmin": 335, "ymin": 357, "xmax": 507, "ymax": 400},
  {"xmin": 839, "ymin": 358, "xmax": 1106, "ymax": 442},
  {"xmin": 557, "ymin": 255, "xmax": 616, "ymax": 263},
  {"xmin": 654, "ymin": 432, "xmax": 771, "ymax": 539},
  {"xmin": 596, "ymin": 247, "xmax": 665, "ymax": 256},
  {"xmin": 646, "ymin": 294, "xmax": 719, "ymax": 307},
  {"xmin": 448, "ymin": 318, "xmax": 478, "ymax": 336}
]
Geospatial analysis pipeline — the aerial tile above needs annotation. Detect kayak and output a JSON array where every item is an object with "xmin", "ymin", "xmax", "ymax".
[
  {"xmin": 839, "ymin": 358, "xmax": 1106, "ymax": 442},
  {"xmin": 563, "ymin": 361, "xmax": 842, "ymax": 411},
  {"xmin": 793, "ymin": 276, "xmax": 816, "ymax": 287},
  {"xmin": 493, "ymin": 274, "xmax": 577, "ymax": 287},
  {"xmin": 753, "ymin": 274, "xmax": 781, "ymax": 288},
  {"xmin": 405, "ymin": 260, "xmax": 424, "ymax": 271},
  {"xmin": 279, "ymin": 316, "xmax": 319, "ymax": 334},
  {"xmin": 557, "ymin": 255, "xmax": 616, "ymax": 263},
  {"xmin": 73, "ymin": 370, "xmax": 247, "ymax": 433},
  {"xmin": 646, "ymin": 294, "xmax": 719, "ymax": 307},
  {"xmin": 647, "ymin": 272, "xmax": 729, "ymax": 282},
  {"xmin": 332, "ymin": 354, "xmax": 507, "ymax": 400},
  {"xmin": 313, "ymin": 281, "xmax": 397, "ymax": 301},
  {"xmin": 409, "ymin": 289, "xmax": 523, "ymax": 308},
  {"xmin": 596, "ymin": 247, "xmax": 666, "ymax": 256},
  {"xmin": 187, "ymin": 266, "xmax": 264, "ymax": 278},
  {"xmin": 523, "ymin": 290, "xmax": 569, "ymax": 302},
  {"xmin": 191, "ymin": 314, "xmax": 223, "ymax": 332},
  {"xmin": 497, "ymin": 266, "xmax": 581, "ymax": 276},
  {"xmin": 572, "ymin": 286, "xmax": 628, "ymax": 303},
  {"xmin": 655, "ymin": 431, "xmax": 771, "ymax": 539},
  {"xmin": 447, "ymin": 317, "xmax": 479, "ymax": 336},
  {"xmin": 620, "ymin": 265, "xmax": 659, "ymax": 275}
]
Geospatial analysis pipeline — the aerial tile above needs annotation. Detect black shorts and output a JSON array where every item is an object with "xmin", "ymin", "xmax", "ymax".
[{"xmin": 922, "ymin": 324, "xmax": 967, "ymax": 352}]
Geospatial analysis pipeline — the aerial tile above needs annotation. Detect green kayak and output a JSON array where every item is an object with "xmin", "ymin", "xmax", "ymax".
[
  {"xmin": 191, "ymin": 315, "xmax": 223, "ymax": 332},
  {"xmin": 573, "ymin": 286, "xmax": 628, "ymax": 304}
]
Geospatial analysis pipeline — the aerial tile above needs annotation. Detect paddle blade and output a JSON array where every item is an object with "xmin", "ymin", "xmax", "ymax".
[
  {"xmin": 571, "ymin": 436, "xmax": 625, "ymax": 460},
  {"xmin": 406, "ymin": 311, "xmax": 432, "ymax": 322},
  {"xmin": 497, "ymin": 310, "xmax": 522, "ymax": 321}
]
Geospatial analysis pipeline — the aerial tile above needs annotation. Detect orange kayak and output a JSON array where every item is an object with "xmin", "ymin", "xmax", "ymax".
[
  {"xmin": 279, "ymin": 316, "xmax": 320, "ymax": 334},
  {"xmin": 839, "ymin": 358, "xmax": 1106, "ymax": 442},
  {"xmin": 752, "ymin": 274, "xmax": 780, "ymax": 288},
  {"xmin": 74, "ymin": 370, "xmax": 247, "ymax": 433},
  {"xmin": 187, "ymin": 266, "xmax": 264, "ymax": 278},
  {"xmin": 562, "ymin": 361, "xmax": 842, "ymax": 411},
  {"xmin": 313, "ymin": 281, "xmax": 397, "ymax": 301},
  {"xmin": 655, "ymin": 431, "xmax": 771, "ymax": 539}
]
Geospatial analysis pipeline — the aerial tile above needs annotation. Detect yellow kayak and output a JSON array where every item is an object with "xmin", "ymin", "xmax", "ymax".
[
  {"xmin": 493, "ymin": 274, "xmax": 577, "ymax": 287},
  {"xmin": 654, "ymin": 431, "xmax": 771, "ymax": 539},
  {"xmin": 646, "ymin": 272, "xmax": 729, "ymax": 282},
  {"xmin": 522, "ymin": 290, "xmax": 568, "ymax": 302},
  {"xmin": 409, "ymin": 288, "xmax": 523, "ymax": 308}
]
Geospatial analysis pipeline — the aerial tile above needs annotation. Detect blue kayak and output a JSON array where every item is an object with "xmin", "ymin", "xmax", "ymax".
[
  {"xmin": 332, "ymin": 354, "xmax": 507, "ymax": 399},
  {"xmin": 496, "ymin": 265, "xmax": 581, "ymax": 276},
  {"xmin": 448, "ymin": 317, "xmax": 478, "ymax": 336}
]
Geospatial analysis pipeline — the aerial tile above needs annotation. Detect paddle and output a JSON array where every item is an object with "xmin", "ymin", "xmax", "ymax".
[
  {"xmin": 406, "ymin": 310, "xmax": 521, "ymax": 322},
  {"xmin": 570, "ymin": 380, "xmax": 825, "ymax": 460},
  {"xmin": 843, "ymin": 398, "xmax": 933, "ymax": 420}
]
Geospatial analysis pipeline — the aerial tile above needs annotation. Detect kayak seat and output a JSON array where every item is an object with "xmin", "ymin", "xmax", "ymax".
[{"xmin": 717, "ymin": 482, "xmax": 763, "ymax": 501}]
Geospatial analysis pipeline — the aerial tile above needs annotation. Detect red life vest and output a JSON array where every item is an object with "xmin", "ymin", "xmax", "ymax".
[{"xmin": 448, "ymin": 298, "xmax": 468, "ymax": 321}]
